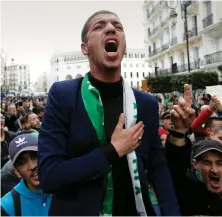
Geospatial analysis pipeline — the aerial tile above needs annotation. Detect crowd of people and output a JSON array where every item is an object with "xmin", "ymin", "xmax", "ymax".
[{"xmin": 1, "ymin": 10, "xmax": 222, "ymax": 216}]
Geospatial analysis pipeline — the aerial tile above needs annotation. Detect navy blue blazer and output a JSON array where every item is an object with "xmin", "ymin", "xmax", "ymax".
[{"xmin": 38, "ymin": 78, "xmax": 180, "ymax": 216}]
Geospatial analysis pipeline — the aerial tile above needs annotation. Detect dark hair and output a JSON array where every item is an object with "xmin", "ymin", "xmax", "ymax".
[
  {"xmin": 35, "ymin": 106, "xmax": 44, "ymax": 115},
  {"xmin": 81, "ymin": 10, "xmax": 118, "ymax": 43},
  {"xmin": 205, "ymin": 117, "xmax": 221, "ymax": 129}
]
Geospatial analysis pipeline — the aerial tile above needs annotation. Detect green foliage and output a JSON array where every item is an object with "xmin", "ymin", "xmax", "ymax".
[
  {"xmin": 218, "ymin": 65, "xmax": 222, "ymax": 72},
  {"xmin": 147, "ymin": 71, "xmax": 218, "ymax": 93}
]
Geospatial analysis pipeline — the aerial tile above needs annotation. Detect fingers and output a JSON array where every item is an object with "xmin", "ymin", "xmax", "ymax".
[
  {"xmin": 184, "ymin": 84, "xmax": 192, "ymax": 107},
  {"xmin": 131, "ymin": 121, "xmax": 144, "ymax": 133},
  {"xmin": 133, "ymin": 127, "xmax": 144, "ymax": 141},
  {"xmin": 115, "ymin": 113, "xmax": 125, "ymax": 130},
  {"xmin": 173, "ymin": 104, "xmax": 188, "ymax": 119}
]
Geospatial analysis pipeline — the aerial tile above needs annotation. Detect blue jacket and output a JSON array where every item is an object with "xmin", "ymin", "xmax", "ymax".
[
  {"xmin": 0, "ymin": 179, "xmax": 52, "ymax": 216},
  {"xmin": 38, "ymin": 78, "xmax": 180, "ymax": 216}
]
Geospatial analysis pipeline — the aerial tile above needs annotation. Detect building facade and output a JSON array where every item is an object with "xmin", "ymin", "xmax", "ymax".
[
  {"xmin": 48, "ymin": 49, "xmax": 151, "ymax": 90},
  {"xmin": 143, "ymin": 0, "xmax": 222, "ymax": 76},
  {"xmin": 37, "ymin": 72, "xmax": 48, "ymax": 92},
  {"xmin": 5, "ymin": 59, "xmax": 31, "ymax": 92},
  {"xmin": 1, "ymin": 49, "xmax": 6, "ymax": 91}
]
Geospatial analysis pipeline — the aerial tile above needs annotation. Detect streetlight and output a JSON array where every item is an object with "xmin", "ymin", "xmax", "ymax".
[{"xmin": 165, "ymin": 1, "xmax": 191, "ymax": 84}]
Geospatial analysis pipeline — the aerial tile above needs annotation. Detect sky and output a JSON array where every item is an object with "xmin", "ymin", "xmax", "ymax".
[{"xmin": 1, "ymin": 0, "xmax": 145, "ymax": 81}]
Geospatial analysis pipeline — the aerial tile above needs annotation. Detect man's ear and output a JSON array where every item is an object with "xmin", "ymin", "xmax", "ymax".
[
  {"xmin": 205, "ymin": 127, "xmax": 212, "ymax": 136},
  {"xmin": 192, "ymin": 159, "xmax": 198, "ymax": 170},
  {"xmin": 81, "ymin": 42, "xmax": 88, "ymax": 55},
  {"xmin": 13, "ymin": 167, "xmax": 22, "ymax": 179}
]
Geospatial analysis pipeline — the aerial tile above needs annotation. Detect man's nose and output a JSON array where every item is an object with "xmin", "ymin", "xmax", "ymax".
[
  {"xmin": 28, "ymin": 159, "xmax": 37, "ymax": 170},
  {"xmin": 211, "ymin": 164, "xmax": 219, "ymax": 173},
  {"xmin": 104, "ymin": 22, "xmax": 116, "ymax": 35}
]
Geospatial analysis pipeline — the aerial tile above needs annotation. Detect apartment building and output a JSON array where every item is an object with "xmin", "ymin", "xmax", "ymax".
[{"xmin": 143, "ymin": 0, "xmax": 222, "ymax": 76}]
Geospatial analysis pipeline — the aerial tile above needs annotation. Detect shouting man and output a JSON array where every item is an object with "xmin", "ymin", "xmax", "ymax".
[{"xmin": 38, "ymin": 10, "xmax": 180, "ymax": 216}]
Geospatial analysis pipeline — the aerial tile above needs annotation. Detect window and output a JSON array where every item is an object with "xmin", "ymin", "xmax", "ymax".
[
  {"xmin": 67, "ymin": 66, "xmax": 71, "ymax": 70},
  {"xmin": 124, "ymin": 72, "xmax": 126, "ymax": 78},
  {"xmin": 56, "ymin": 68, "xmax": 59, "ymax": 72},
  {"xmin": 57, "ymin": 76, "xmax": 59, "ymax": 81},
  {"xmin": 23, "ymin": 66, "xmax": 26, "ymax": 70},
  {"xmin": 130, "ymin": 64, "xmax": 133, "ymax": 67},
  {"xmin": 137, "ymin": 72, "xmax": 139, "ymax": 78},
  {"xmin": 123, "ymin": 63, "xmax": 126, "ymax": 67},
  {"xmin": 76, "ymin": 65, "xmax": 81, "ymax": 69},
  {"xmin": 136, "ymin": 64, "xmax": 139, "ymax": 67},
  {"xmin": 19, "ymin": 66, "xmax": 22, "ymax": 70},
  {"xmin": 143, "ymin": 72, "xmax": 145, "ymax": 77},
  {"xmin": 131, "ymin": 81, "xmax": 133, "ymax": 86},
  {"xmin": 130, "ymin": 72, "xmax": 133, "ymax": 78},
  {"xmin": 137, "ymin": 81, "xmax": 140, "ymax": 88},
  {"xmin": 142, "ymin": 64, "xmax": 145, "ymax": 67}
]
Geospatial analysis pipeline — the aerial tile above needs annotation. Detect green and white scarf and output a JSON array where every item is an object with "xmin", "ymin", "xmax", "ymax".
[{"xmin": 81, "ymin": 72, "xmax": 147, "ymax": 216}]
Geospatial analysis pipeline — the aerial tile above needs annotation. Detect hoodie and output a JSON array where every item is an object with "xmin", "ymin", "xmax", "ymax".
[{"xmin": 0, "ymin": 179, "xmax": 52, "ymax": 216}]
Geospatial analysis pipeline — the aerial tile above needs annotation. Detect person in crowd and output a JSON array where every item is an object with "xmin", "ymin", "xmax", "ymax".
[
  {"xmin": 4, "ymin": 103, "xmax": 21, "ymax": 132},
  {"xmin": 16, "ymin": 101, "xmax": 26, "ymax": 120},
  {"xmin": 167, "ymin": 101, "xmax": 174, "ymax": 111},
  {"xmin": 36, "ymin": 106, "xmax": 44, "ymax": 123},
  {"xmin": 38, "ymin": 10, "xmax": 180, "ymax": 216},
  {"xmin": 210, "ymin": 124, "xmax": 222, "ymax": 142},
  {"xmin": 0, "ymin": 132, "xmax": 52, "ymax": 216},
  {"xmin": 1, "ymin": 113, "xmax": 16, "ymax": 168},
  {"xmin": 204, "ymin": 117, "xmax": 222, "ymax": 140},
  {"xmin": 191, "ymin": 96, "xmax": 221, "ymax": 135},
  {"xmin": 165, "ymin": 84, "xmax": 222, "ymax": 216},
  {"xmin": 158, "ymin": 128, "xmax": 168, "ymax": 147},
  {"xmin": 24, "ymin": 101, "xmax": 31, "ymax": 114},
  {"xmin": 22, "ymin": 113, "xmax": 41, "ymax": 132},
  {"xmin": 160, "ymin": 110, "xmax": 171, "ymax": 133}
]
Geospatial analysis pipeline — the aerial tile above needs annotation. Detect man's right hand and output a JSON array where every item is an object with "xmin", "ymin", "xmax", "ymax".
[{"xmin": 111, "ymin": 113, "xmax": 144, "ymax": 157}]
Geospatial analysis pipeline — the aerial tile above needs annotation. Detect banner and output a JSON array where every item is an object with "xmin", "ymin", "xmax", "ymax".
[{"xmin": 206, "ymin": 85, "xmax": 222, "ymax": 102}]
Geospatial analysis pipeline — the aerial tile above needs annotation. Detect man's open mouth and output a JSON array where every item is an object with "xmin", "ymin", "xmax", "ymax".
[
  {"xmin": 209, "ymin": 175, "xmax": 220, "ymax": 186},
  {"xmin": 105, "ymin": 40, "xmax": 118, "ymax": 53},
  {"xmin": 31, "ymin": 171, "xmax": 38, "ymax": 178}
]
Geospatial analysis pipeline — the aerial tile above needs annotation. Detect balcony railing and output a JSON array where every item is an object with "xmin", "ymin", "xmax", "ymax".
[
  {"xmin": 183, "ymin": 27, "xmax": 198, "ymax": 40},
  {"xmin": 149, "ymin": 43, "xmax": 170, "ymax": 58},
  {"xmin": 204, "ymin": 51, "xmax": 222, "ymax": 65},
  {"xmin": 147, "ymin": 1, "xmax": 164, "ymax": 19},
  {"xmin": 203, "ymin": 14, "xmax": 213, "ymax": 29},
  {"xmin": 162, "ymin": 43, "xmax": 169, "ymax": 51},
  {"xmin": 149, "ymin": 26, "xmax": 159, "ymax": 37},
  {"xmin": 177, "ymin": 61, "xmax": 200, "ymax": 73},
  {"xmin": 171, "ymin": 37, "xmax": 177, "ymax": 46},
  {"xmin": 161, "ymin": 17, "xmax": 169, "ymax": 27}
]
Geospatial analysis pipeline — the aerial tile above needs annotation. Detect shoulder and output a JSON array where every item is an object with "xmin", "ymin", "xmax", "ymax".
[
  {"xmin": 49, "ymin": 78, "xmax": 83, "ymax": 95},
  {"xmin": 0, "ymin": 191, "xmax": 15, "ymax": 216},
  {"xmin": 133, "ymin": 89, "xmax": 158, "ymax": 110}
]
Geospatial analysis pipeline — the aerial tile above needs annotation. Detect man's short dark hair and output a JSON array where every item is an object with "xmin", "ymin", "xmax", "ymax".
[
  {"xmin": 213, "ymin": 124, "xmax": 222, "ymax": 134},
  {"xmin": 36, "ymin": 106, "xmax": 44, "ymax": 115},
  {"xmin": 81, "ymin": 10, "xmax": 118, "ymax": 43},
  {"xmin": 205, "ymin": 117, "xmax": 221, "ymax": 129}
]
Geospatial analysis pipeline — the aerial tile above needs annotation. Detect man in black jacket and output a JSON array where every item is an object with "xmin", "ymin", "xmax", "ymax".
[{"xmin": 166, "ymin": 84, "xmax": 222, "ymax": 216}]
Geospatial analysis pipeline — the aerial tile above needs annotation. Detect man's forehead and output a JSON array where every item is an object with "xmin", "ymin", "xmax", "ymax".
[
  {"xmin": 88, "ymin": 13, "xmax": 121, "ymax": 27},
  {"xmin": 202, "ymin": 151, "xmax": 222, "ymax": 159}
]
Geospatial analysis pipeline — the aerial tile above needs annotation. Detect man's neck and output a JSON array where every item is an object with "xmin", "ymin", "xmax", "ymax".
[
  {"xmin": 0, "ymin": 130, "xmax": 5, "ymax": 141},
  {"xmin": 90, "ymin": 65, "xmax": 121, "ymax": 83}
]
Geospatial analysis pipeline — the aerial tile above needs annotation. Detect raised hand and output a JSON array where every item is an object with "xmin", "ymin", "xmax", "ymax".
[
  {"xmin": 170, "ymin": 84, "xmax": 196, "ymax": 134},
  {"xmin": 111, "ymin": 113, "xmax": 144, "ymax": 157}
]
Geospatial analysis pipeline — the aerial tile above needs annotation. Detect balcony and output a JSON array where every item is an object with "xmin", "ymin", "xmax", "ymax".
[
  {"xmin": 162, "ymin": 43, "xmax": 169, "ymax": 51},
  {"xmin": 148, "ymin": 26, "xmax": 159, "ymax": 37},
  {"xmin": 177, "ymin": 61, "xmax": 200, "ymax": 73},
  {"xmin": 147, "ymin": 1, "xmax": 164, "ymax": 19},
  {"xmin": 183, "ymin": 27, "xmax": 198, "ymax": 40},
  {"xmin": 203, "ymin": 14, "xmax": 213, "ymax": 29},
  {"xmin": 170, "ymin": 37, "xmax": 178, "ymax": 46},
  {"xmin": 204, "ymin": 51, "xmax": 222, "ymax": 65},
  {"xmin": 161, "ymin": 17, "xmax": 169, "ymax": 27}
]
